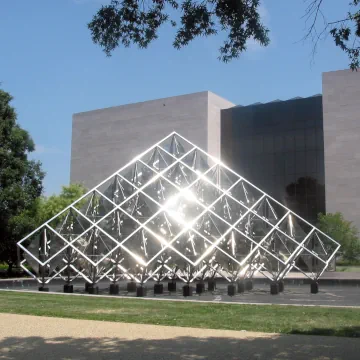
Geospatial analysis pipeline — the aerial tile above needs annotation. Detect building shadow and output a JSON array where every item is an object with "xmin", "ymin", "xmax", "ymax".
[{"xmin": 0, "ymin": 331, "xmax": 360, "ymax": 360}]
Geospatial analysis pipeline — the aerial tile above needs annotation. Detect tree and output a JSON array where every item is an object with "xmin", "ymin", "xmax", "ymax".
[
  {"xmin": 36, "ymin": 183, "xmax": 88, "ymax": 227},
  {"xmin": 0, "ymin": 89, "xmax": 45, "ymax": 275},
  {"xmin": 88, "ymin": 0, "xmax": 270, "ymax": 62},
  {"xmin": 317, "ymin": 212, "xmax": 360, "ymax": 263},
  {"xmin": 303, "ymin": 0, "xmax": 360, "ymax": 70},
  {"xmin": 88, "ymin": 0, "xmax": 360, "ymax": 69}
]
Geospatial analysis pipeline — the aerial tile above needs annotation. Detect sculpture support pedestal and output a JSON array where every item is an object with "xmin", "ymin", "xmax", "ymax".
[
  {"xmin": 227, "ymin": 284, "xmax": 237, "ymax": 296},
  {"xmin": 196, "ymin": 283, "xmax": 205, "ymax": 294},
  {"xmin": 154, "ymin": 283, "xmax": 163, "ymax": 294},
  {"xmin": 311, "ymin": 281, "xmax": 319, "ymax": 294},
  {"xmin": 237, "ymin": 281, "xmax": 245, "ymax": 293},
  {"xmin": 110, "ymin": 284, "xmax": 119, "ymax": 295},
  {"xmin": 208, "ymin": 280, "xmax": 216, "ymax": 292},
  {"xmin": 245, "ymin": 280, "xmax": 253, "ymax": 291},
  {"xmin": 183, "ymin": 285, "xmax": 192, "ymax": 297},
  {"xmin": 270, "ymin": 282, "xmax": 279, "ymax": 295},
  {"xmin": 136, "ymin": 286, "xmax": 147, "ymax": 297},
  {"xmin": 88, "ymin": 285, "xmax": 99, "ymax": 295},
  {"xmin": 63, "ymin": 284, "xmax": 73, "ymax": 293}
]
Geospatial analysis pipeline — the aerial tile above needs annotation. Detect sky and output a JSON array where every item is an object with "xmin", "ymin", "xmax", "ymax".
[{"xmin": 0, "ymin": 0, "xmax": 352, "ymax": 196}]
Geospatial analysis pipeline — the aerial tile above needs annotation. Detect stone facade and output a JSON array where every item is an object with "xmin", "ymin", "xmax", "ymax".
[
  {"xmin": 71, "ymin": 91, "xmax": 234, "ymax": 189},
  {"xmin": 323, "ymin": 69, "xmax": 360, "ymax": 231},
  {"xmin": 207, "ymin": 92, "xmax": 235, "ymax": 159},
  {"xmin": 71, "ymin": 69, "xmax": 360, "ymax": 231}
]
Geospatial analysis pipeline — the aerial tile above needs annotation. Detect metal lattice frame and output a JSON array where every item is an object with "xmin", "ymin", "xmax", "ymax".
[{"xmin": 17, "ymin": 132, "xmax": 340, "ymax": 287}]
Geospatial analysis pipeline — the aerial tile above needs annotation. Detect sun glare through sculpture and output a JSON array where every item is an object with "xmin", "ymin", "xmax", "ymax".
[{"xmin": 17, "ymin": 132, "xmax": 340, "ymax": 291}]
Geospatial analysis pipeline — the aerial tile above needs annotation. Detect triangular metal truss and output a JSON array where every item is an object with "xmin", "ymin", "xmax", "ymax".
[{"xmin": 17, "ymin": 132, "xmax": 340, "ymax": 286}]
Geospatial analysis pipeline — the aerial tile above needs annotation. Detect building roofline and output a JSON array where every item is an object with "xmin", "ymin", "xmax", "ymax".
[
  {"xmin": 73, "ymin": 91, "xmax": 218, "ymax": 116},
  {"xmin": 237, "ymin": 93, "xmax": 322, "ymax": 108}
]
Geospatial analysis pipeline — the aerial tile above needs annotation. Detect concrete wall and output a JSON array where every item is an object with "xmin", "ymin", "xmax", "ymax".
[
  {"xmin": 71, "ymin": 91, "xmax": 234, "ymax": 189},
  {"xmin": 207, "ymin": 92, "xmax": 235, "ymax": 159},
  {"xmin": 323, "ymin": 69, "xmax": 360, "ymax": 230},
  {"xmin": 219, "ymin": 107, "xmax": 234, "ymax": 167}
]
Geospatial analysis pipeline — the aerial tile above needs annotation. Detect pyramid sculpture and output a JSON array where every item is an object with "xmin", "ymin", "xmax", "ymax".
[{"xmin": 17, "ymin": 132, "xmax": 340, "ymax": 288}]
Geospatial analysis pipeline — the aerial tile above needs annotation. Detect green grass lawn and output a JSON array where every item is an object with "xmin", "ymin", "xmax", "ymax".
[
  {"xmin": 336, "ymin": 266, "xmax": 360, "ymax": 272},
  {"xmin": 0, "ymin": 291, "xmax": 359, "ymax": 337}
]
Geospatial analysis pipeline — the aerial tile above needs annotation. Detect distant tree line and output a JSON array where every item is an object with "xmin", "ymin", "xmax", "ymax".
[{"xmin": 0, "ymin": 87, "xmax": 87, "ymax": 276}]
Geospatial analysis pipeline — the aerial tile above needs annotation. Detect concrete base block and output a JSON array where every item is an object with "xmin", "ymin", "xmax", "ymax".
[
  {"xmin": 270, "ymin": 282, "xmax": 279, "ymax": 295},
  {"xmin": 207, "ymin": 280, "xmax": 216, "ymax": 291},
  {"xmin": 227, "ymin": 284, "xmax": 237, "ymax": 296},
  {"xmin": 196, "ymin": 283, "xmax": 205, "ymax": 294},
  {"xmin": 110, "ymin": 284, "xmax": 119, "ymax": 295},
  {"xmin": 88, "ymin": 286, "xmax": 99, "ymax": 295},
  {"xmin": 237, "ymin": 281, "xmax": 245, "ymax": 293},
  {"xmin": 245, "ymin": 280, "xmax": 253, "ymax": 291},
  {"xmin": 311, "ymin": 281, "xmax": 319, "ymax": 294},
  {"xmin": 183, "ymin": 285, "xmax": 192, "ymax": 297},
  {"xmin": 154, "ymin": 284, "xmax": 163, "ymax": 294},
  {"xmin": 136, "ymin": 286, "xmax": 147, "ymax": 297},
  {"xmin": 63, "ymin": 284, "xmax": 73, "ymax": 293}
]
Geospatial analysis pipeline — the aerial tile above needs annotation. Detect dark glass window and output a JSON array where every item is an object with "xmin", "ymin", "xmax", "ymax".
[
  {"xmin": 285, "ymin": 131, "xmax": 295, "ymax": 151},
  {"xmin": 253, "ymin": 135, "xmax": 263, "ymax": 153},
  {"xmin": 295, "ymin": 130, "xmax": 306, "ymax": 151},
  {"xmin": 305, "ymin": 129, "xmax": 316, "ymax": 149},
  {"xmin": 285, "ymin": 152, "xmax": 296, "ymax": 174},
  {"xmin": 221, "ymin": 96, "xmax": 325, "ymax": 225},
  {"xmin": 274, "ymin": 134, "xmax": 284, "ymax": 152},
  {"xmin": 274, "ymin": 153, "xmax": 285, "ymax": 174},
  {"xmin": 295, "ymin": 151, "xmax": 306, "ymax": 174},
  {"xmin": 316, "ymin": 128, "xmax": 324, "ymax": 150},
  {"xmin": 241, "ymin": 137, "xmax": 252, "ymax": 154},
  {"xmin": 306, "ymin": 151, "xmax": 317, "ymax": 173},
  {"xmin": 317, "ymin": 152, "xmax": 325, "ymax": 183},
  {"xmin": 263, "ymin": 134, "xmax": 274, "ymax": 153}
]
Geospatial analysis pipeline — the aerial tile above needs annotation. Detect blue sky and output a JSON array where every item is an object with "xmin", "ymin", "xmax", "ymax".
[{"xmin": 0, "ymin": 0, "xmax": 351, "ymax": 195}]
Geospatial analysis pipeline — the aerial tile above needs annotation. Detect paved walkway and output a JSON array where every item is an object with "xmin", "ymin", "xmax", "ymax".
[{"xmin": 0, "ymin": 314, "xmax": 359, "ymax": 359}]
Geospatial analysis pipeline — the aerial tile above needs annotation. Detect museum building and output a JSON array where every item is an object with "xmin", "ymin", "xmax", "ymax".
[{"xmin": 71, "ymin": 69, "xmax": 360, "ymax": 229}]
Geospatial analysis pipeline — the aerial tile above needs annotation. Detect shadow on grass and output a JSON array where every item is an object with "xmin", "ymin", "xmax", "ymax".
[
  {"xmin": 1, "ymin": 332, "xmax": 360, "ymax": 360},
  {"xmin": 290, "ymin": 326, "xmax": 360, "ymax": 337}
]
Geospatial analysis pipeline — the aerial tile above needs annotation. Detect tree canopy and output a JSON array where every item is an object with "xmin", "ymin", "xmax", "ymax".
[
  {"xmin": 0, "ymin": 89, "xmax": 45, "ymax": 273},
  {"xmin": 317, "ymin": 212, "xmax": 360, "ymax": 263},
  {"xmin": 304, "ymin": 0, "xmax": 360, "ymax": 70},
  {"xmin": 88, "ymin": 0, "xmax": 270, "ymax": 62},
  {"xmin": 89, "ymin": 0, "xmax": 360, "ymax": 68},
  {"xmin": 36, "ymin": 183, "xmax": 88, "ymax": 227}
]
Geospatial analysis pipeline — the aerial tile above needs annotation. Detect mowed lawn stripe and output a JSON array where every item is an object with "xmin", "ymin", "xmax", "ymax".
[{"xmin": 0, "ymin": 291, "xmax": 359, "ymax": 337}]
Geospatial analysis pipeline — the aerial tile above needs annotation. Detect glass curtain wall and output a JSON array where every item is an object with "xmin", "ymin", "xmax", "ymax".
[{"xmin": 221, "ymin": 96, "xmax": 325, "ymax": 225}]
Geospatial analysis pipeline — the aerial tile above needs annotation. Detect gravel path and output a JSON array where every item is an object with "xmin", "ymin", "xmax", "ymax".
[{"xmin": 0, "ymin": 313, "xmax": 359, "ymax": 359}]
